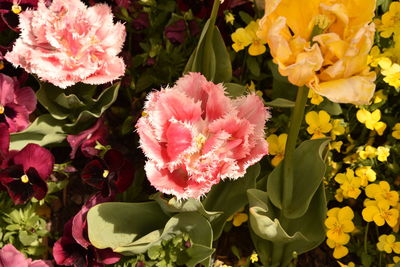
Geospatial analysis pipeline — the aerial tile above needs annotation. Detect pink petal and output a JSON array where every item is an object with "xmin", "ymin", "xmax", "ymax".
[
  {"xmin": 166, "ymin": 121, "xmax": 193, "ymax": 163},
  {"xmin": 0, "ymin": 244, "xmax": 30, "ymax": 267}
]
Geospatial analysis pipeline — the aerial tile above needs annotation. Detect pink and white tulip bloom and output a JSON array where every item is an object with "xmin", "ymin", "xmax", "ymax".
[
  {"xmin": 136, "ymin": 73, "xmax": 270, "ymax": 199},
  {"xmin": 5, "ymin": 0, "xmax": 126, "ymax": 88}
]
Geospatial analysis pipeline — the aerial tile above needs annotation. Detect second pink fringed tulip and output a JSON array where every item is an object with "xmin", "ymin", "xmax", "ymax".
[
  {"xmin": 136, "ymin": 73, "xmax": 270, "ymax": 199},
  {"xmin": 5, "ymin": 0, "xmax": 126, "ymax": 88}
]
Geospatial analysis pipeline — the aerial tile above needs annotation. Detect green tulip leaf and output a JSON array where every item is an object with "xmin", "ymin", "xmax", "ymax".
[{"xmin": 267, "ymin": 138, "xmax": 329, "ymax": 218}]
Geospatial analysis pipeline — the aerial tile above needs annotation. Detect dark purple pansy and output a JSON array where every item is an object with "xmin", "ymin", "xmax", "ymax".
[
  {"xmin": 53, "ymin": 194, "xmax": 121, "ymax": 267},
  {"xmin": 0, "ymin": 143, "xmax": 54, "ymax": 204},
  {"xmin": 164, "ymin": 20, "xmax": 200, "ymax": 45},
  {"xmin": 0, "ymin": 243, "xmax": 53, "ymax": 267},
  {"xmin": 67, "ymin": 118, "xmax": 108, "ymax": 159},
  {"xmin": 0, "ymin": 73, "xmax": 36, "ymax": 133},
  {"xmin": 0, "ymin": 122, "xmax": 9, "ymax": 164},
  {"xmin": 81, "ymin": 149, "xmax": 134, "ymax": 197}
]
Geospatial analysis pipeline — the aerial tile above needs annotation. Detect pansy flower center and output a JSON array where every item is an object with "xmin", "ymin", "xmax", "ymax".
[
  {"xmin": 0, "ymin": 104, "xmax": 4, "ymax": 115},
  {"xmin": 102, "ymin": 169, "xmax": 110, "ymax": 178},
  {"xmin": 20, "ymin": 174, "xmax": 29, "ymax": 183},
  {"xmin": 11, "ymin": 1, "xmax": 22, "ymax": 14}
]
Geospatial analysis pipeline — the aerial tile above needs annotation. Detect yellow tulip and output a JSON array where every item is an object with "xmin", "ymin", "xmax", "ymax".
[{"xmin": 257, "ymin": 0, "xmax": 377, "ymax": 104}]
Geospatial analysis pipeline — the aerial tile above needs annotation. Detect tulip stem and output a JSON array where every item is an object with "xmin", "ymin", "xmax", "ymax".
[
  {"xmin": 202, "ymin": 0, "xmax": 220, "ymax": 80},
  {"xmin": 282, "ymin": 85, "xmax": 309, "ymax": 208}
]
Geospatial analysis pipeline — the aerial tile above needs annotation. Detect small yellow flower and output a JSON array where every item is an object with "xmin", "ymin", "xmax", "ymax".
[
  {"xmin": 337, "ymin": 261, "xmax": 356, "ymax": 267},
  {"xmin": 392, "ymin": 123, "xmax": 400, "ymax": 139},
  {"xmin": 377, "ymin": 234, "xmax": 400, "ymax": 254},
  {"xmin": 244, "ymin": 20, "xmax": 266, "ymax": 56},
  {"xmin": 335, "ymin": 188, "xmax": 344, "ymax": 202},
  {"xmin": 325, "ymin": 207, "xmax": 354, "ymax": 244},
  {"xmin": 362, "ymin": 200, "xmax": 399, "ymax": 227},
  {"xmin": 266, "ymin": 133, "xmax": 288, "ymax": 166},
  {"xmin": 231, "ymin": 28, "xmax": 252, "ymax": 52},
  {"xmin": 381, "ymin": 61, "xmax": 400, "ymax": 88},
  {"xmin": 308, "ymin": 89, "xmax": 324, "ymax": 105},
  {"xmin": 377, "ymin": 146, "xmax": 390, "ymax": 162},
  {"xmin": 358, "ymin": 145, "xmax": 377, "ymax": 160},
  {"xmin": 329, "ymin": 141, "xmax": 343, "ymax": 153},
  {"xmin": 305, "ymin": 110, "xmax": 333, "ymax": 139},
  {"xmin": 224, "ymin": 12, "xmax": 235, "ymax": 25},
  {"xmin": 356, "ymin": 109, "xmax": 387, "ymax": 136},
  {"xmin": 250, "ymin": 252, "xmax": 258, "ymax": 263},
  {"xmin": 373, "ymin": 90, "xmax": 387, "ymax": 104},
  {"xmin": 334, "ymin": 169, "xmax": 362, "ymax": 199},
  {"xmin": 365, "ymin": 181, "xmax": 399, "ymax": 207},
  {"xmin": 379, "ymin": 2, "xmax": 400, "ymax": 38},
  {"xmin": 355, "ymin": 166, "xmax": 376, "ymax": 187},
  {"xmin": 227, "ymin": 207, "xmax": 248, "ymax": 227},
  {"xmin": 326, "ymin": 239, "xmax": 349, "ymax": 259},
  {"xmin": 331, "ymin": 119, "xmax": 346, "ymax": 140}
]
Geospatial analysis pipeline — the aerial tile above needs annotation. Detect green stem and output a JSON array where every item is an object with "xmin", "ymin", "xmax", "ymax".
[
  {"xmin": 202, "ymin": 0, "xmax": 220, "ymax": 80},
  {"xmin": 281, "ymin": 85, "xmax": 309, "ymax": 208},
  {"xmin": 364, "ymin": 222, "xmax": 369, "ymax": 254}
]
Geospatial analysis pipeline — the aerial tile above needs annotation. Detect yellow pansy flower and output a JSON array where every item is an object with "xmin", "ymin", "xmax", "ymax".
[
  {"xmin": 250, "ymin": 252, "xmax": 258, "ymax": 263},
  {"xmin": 227, "ymin": 207, "xmax": 248, "ymax": 227},
  {"xmin": 358, "ymin": 145, "xmax": 377, "ymax": 160},
  {"xmin": 231, "ymin": 28, "xmax": 252, "ymax": 52},
  {"xmin": 365, "ymin": 181, "xmax": 399, "ymax": 207},
  {"xmin": 257, "ymin": 0, "xmax": 376, "ymax": 104},
  {"xmin": 377, "ymin": 146, "xmax": 390, "ymax": 162},
  {"xmin": 326, "ymin": 238, "xmax": 349, "ymax": 259},
  {"xmin": 356, "ymin": 109, "xmax": 387, "ymax": 136},
  {"xmin": 305, "ymin": 110, "xmax": 332, "ymax": 139},
  {"xmin": 325, "ymin": 206, "xmax": 354, "ymax": 244},
  {"xmin": 334, "ymin": 169, "xmax": 362, "ymax": 199},
  {"xmin": 266, "ymin": 133, "xmax": 287, "ymax": 166},
  {"xmin": 330, "ymin": 141, "xmax": 343, "ymax": 153},
  {"xmin": 362, "ymin": 200, "xmax": 399, "ymax": 227},
  {"xmin": 377, "ymin": 234, "xmax": 400, "ymax": 254},
  {"xmin": 308, "ymin": 89, "xmax": 324, "ymax": 105},
  {"xmin": 379, "ymin": 2, "xmax": 400, "ymax": 38},
  {"xmin": 337, "ymin": 261, "xmax": 355, "ymax": 267},
  {"xmin": 392, "ymin": 123, "xmax": 400, "ymax": 139},
  {"xmin": 244, "ymin": 20, "xmax": 266, "ymax": 56},
  {"xmin": 355, "ymin": 166, "xmax": 376, "ymax": 187},
  {"xmin": 331, "ymin": 119, "xmax": 346, "ymax": 140},
  {"xmin": 373, "ymin": 89, "xmax": 387, "ymax": 104}
]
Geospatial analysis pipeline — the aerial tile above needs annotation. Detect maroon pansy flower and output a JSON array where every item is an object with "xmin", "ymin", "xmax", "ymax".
[
  {"xmin": 164, "ymin": 20, "xmax": 200, "ymax": 45},
  {"xmin": 53, "ymin": 193, "xmax": 121, "ymax": 267},
  {"xmin": 81, "ymin": 149, "xmax": 134, "ymax": 197},
  {"xmin": 0, "ymin": 73, "xmax": 36, "ymax": 133},
  {"xmin": 0, "ymin": 122, "xmax": 9, "ymax": 164},
  {"xmin": 67, "ymin": 118, "xmax": 108, "ymax": 159},
  {"xmin": 0, "ymin": 143, "xmax": 54, "ymax": 204},
  {"xmin": 0, "ymin": 243, "xmax": 53, "ymax": 267}
]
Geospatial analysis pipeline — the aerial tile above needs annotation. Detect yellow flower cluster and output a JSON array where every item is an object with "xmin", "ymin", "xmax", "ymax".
[
  {"xmin": 305, "ymin": 110, "xmax": 345, "ymax": 140},
  {"xmin": 356, "ymin": 109, "xmax": 387, "ymax": 136},
  {"xmin": 325, "ymin": 206, "xmax": 355, "ymax": 259},
  {"xmin": 231, "ymin": 20, "xmax": 266, "ymax": 56},
  {"xmin": 358, "ymin": 145, "xmax": 390, "ymax": 162},
  {"xmin": 362, "ymin": 181, "xmax": 399, "ymax": 228},
  {"xmin": 369, "ymin": 2, "xmax": 400, "ymax": 89}
]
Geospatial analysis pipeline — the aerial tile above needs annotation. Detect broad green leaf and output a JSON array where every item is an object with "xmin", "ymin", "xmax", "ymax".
[
  {"xmin": 152, "ymin": 194, "xmax": 221, "ymax": 222},
  {"xmin": 246, "ymin": 56, "xmax": 260, "ymax": 77},
  {"xmin": 212, "ymin": 27, "xmax": 232, "ymax": 83},
  {"xmin": 177, "ymin": 244, "xmax": 215, "ymax": 267},
  {"xmin": 10, "ymin": 114, "xmax": 67, "ymax": 150},
  {"xmin": 224, "ymin": 83, "xmax": 246, "ymax": 98},
  {"xmin": 267, "ymin": 138, "xmax": 329, "ymax": 218},
  {"xmin": 248, "ymin": 185, "xmax": 327, "ymax": 267},
  {"xmin": 203, "ymin": 163, "xmax": 260, "ymax": 240},
  {"xmin": 87, "ymin": 201, "xmax": 169, "ymax": 250},
  {"xmin": 265, "ymin": 98, "xmax": 295, "ymax": 108},
  {"xmin": 319, "ymin": 99, "xmax": 342, "ymax": 115},
  {"xmin": 267, "ymin": 61, "xmax": 297, "ymax": 101}
]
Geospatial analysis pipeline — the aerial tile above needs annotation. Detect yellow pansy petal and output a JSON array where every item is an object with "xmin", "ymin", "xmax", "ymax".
[
  {"xmin": 338, "ymin": 206, "xmax": 354, "ymax": 221},
  {"xmin": 248, "ymin": 42, "xmax": 266, "ymax": 56},
  {"xmin": 333, "ymin": 244, "xmax": 349, "ymax": 259}
]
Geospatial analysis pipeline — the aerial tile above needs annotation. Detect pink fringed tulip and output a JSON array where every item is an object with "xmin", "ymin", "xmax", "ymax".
[
  {"xmin": 136, "ymin": 72, "xmax": 270, "ymax": 199},
  {"xmin": 5, "ymin": 0, "xmax": 126, "ymax": 88}
]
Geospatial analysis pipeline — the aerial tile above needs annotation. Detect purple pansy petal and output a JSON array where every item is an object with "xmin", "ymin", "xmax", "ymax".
[
  {"xmin": 3, "ymin": 103, "xmax": 30, "ymax": 133},
  {"xmin": 93, "ymin": 248, "xmax": 121, "ymax": 265},
  {"xmin": 15, "ymin": 86, "xmax": 37, "ymax": 113},
  {"xmin": 13, "ymin": 144, "xmax": 54, "ymax": 180},
  {"xmin": 2, "ymin": 178, "xmax": 34, "ymax": 205},
  {"xmin": 81, "ymin": 159, "xmax": 107, "ymax": 190},
  {"xmin": 103, "ymin": 150, "xmax": 124, "ymax": 171},
  {"xmin": 0, "ymin": 244, "xmax": 30, "ymax": 267},
  {"xmin": 67, "ymin": 118, "xmax": 108, "ymax": 159},
  {"xmin": 0, "ymin": 123, "xmax": 9, "ymax": 161},
  {"xmin": 0, "ymin": 73, "xmax": 14, "ymax": 105},
  {"xmin": 114, "ymin": 162, "xmax": 134, "ymax": 193},
  {"xmin": 27, "ymin": 167, "xmax": 48, "ymax": 201}
]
